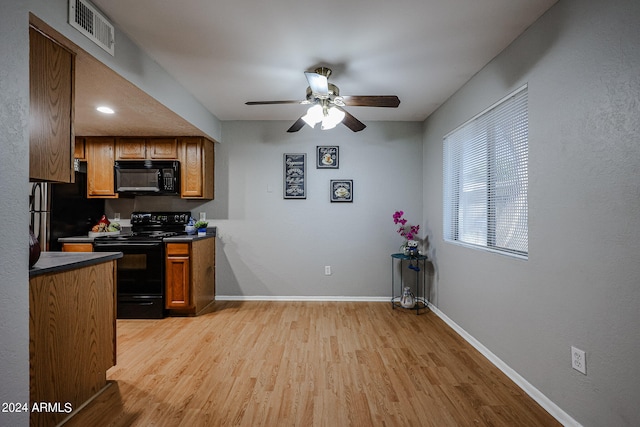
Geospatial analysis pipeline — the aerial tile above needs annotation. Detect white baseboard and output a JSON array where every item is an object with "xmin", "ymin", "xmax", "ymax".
[
  {"xmin": 427, "ymin": 303, "xmax": 581, "ymax": 427},
  {"xmin": 215, "ymin": 295, "xmax": 389, "ymax": 302}
]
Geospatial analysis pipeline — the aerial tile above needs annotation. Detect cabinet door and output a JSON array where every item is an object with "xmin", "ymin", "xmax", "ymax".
[
  {"xmin": 166, "ymin": 243, "xmax": 191, "ymax": 309},
  {"xmin": 148, "ymin": 138, "xmax": 178, "ymax": 159},
  {"xmin": 116, "ymin": 138, "xmax": 146, "ymax": 159},
  {"xmin": 29, "ymin": 27, "xmax": 74, "ymax": 183},
  {"xmin": 86, "ymin": 137, "xmax": 118, "ymax": 198},
  {"xmin": 179, "ymin": 137, "xmax": 214, "ymax": 199},
  {"xmin": 74, "ymin": 137, "xmax": 86, "ymax": 160}
]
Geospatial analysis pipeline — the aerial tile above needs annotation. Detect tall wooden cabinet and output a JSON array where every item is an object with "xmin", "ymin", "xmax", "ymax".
[{"xmin": 29, "ymin": 26, "xmax": 75, "ymax": 183}]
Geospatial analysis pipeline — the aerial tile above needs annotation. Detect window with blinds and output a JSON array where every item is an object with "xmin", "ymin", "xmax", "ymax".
[{"xmin": 443, "ymin": 85, "xmax": 528, "ymax": 258}]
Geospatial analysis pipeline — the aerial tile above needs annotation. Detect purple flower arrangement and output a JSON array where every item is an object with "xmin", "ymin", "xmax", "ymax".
[{"xmin": 393, "ymin": 211, "xmax": 420, "ymax": 240}]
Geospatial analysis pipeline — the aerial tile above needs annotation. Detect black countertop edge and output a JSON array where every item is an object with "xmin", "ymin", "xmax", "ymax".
[
  {"xmin": 163, "ymin": 233, "xmax": 216, "ymax": 242},
  {"xmin": 29, "ymin": 252, "xmax": 123, "ymax": 278}
]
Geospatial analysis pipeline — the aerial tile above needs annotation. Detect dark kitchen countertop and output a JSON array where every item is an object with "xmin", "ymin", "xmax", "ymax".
[
  {"xmin": 58, "ymin": 227, "xmax": 217, "ymax": 244},
  {"xmin": 164, "ymin": 230, "xmax": 216, "ymax": 242},
  {"xmin": 29, "ymin": 251, "xmax": 123, "ymax": 278}
]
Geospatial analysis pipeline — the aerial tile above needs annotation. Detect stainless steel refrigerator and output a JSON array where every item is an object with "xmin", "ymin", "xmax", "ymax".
[{"xmin": 29, "ymin": 169, "xmax": 105, "ymax": 251}]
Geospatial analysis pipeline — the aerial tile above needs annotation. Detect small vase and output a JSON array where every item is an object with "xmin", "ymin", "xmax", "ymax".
[
  {"xmin": 400, "ymin": 287, "xmax": 415, "ymax": 309},
  {"xmin": 197, "ymin": 228, "xmax": 207, "ymax": 236},
  {"xmin": 29, "ymin": 228, "xmax": 41, "ymax": 268}
]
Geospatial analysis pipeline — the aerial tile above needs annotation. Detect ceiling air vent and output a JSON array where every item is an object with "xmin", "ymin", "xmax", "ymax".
[{"xmin": 68, "ymin": 0, "xmax": 115, "ymax": 56}]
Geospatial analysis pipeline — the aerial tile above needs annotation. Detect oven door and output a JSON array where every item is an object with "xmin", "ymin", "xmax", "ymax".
[{"xmin": 94, "ymin": 241, "xmax": 165, "ymax": 319}]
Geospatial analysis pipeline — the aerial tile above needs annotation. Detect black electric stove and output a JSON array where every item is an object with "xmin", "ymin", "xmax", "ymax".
[{"xmin": 93, "ymin": 211, "xmax": 191, "ymax": 318}]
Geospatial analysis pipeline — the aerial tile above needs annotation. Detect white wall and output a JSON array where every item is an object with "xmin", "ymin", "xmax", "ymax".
[
  {"xmin": 422, "ymin": 0, "xmax": 640, "ymax": 425},
  {"xmin": 209, "ymin": 121, "xmax": 423, "ymax": 298},
  {"xmin": 0, "ymin": 1, "xmax": 30, "ymax": 425}
]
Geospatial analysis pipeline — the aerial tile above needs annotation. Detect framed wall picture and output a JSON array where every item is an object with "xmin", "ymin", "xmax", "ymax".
[
  {"xmin": 316, "ymin": 146, "xmax": 339, "ymax": 169},
  {"xmin": 330, "ymin": 179, "xmax": 353, "ymax": 202},
  {"xmin": 283, "ymin": 153, "xmax": 306, "ymax": 199}
]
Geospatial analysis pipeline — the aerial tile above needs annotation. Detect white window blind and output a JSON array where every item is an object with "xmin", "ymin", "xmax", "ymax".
[{"xmin": 443, "ymin": 85, "xmax": 528, "ymax": 258}]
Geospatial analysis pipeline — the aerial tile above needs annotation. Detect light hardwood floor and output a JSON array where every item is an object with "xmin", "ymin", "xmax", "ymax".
[{"xmin": 66, "ymin": 301, "xmax": 559, "ymax": 426}]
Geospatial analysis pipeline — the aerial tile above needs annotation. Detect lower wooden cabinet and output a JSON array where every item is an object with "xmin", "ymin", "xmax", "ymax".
[
  {"xmin": 30, "ymin": 259, "xmax": 116, "ymax": 426},
  {"xmin": 165, "ymin": 243, "xmax": 191, "ymax": 308},
  {"xmin": 165, "ymin": 237, "xmax": 215, "ymax": 315}
]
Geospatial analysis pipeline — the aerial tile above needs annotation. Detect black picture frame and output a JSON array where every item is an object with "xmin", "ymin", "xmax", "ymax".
[
  {"xmin": 330, "ymin": 179, "xmax": 353, "ymax": 202},
  {"xmin": 283, "ymin": 153, "xmax": 306, "ymax": 199},
  {"xmin": 316, "ymin": 146, "xmax": 339, "ymax": 169}
]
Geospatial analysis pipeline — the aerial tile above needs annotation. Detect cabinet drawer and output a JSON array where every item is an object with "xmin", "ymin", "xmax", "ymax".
[
  {"xmin": 62, "ymin": 243, "xmax": 94, "ymax": 252},
  {"xmin": 166, "ymin": 243, "xmax": 190, "ymax": 256}
]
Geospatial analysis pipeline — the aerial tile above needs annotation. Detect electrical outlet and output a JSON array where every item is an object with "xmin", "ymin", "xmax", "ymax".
[
  {"xmin": 571, "ymin": 346, "xmax": 587, "ymax": 375},
  {"xmin": 324, "ymin": 266, "xmax": 332, "ymax": 275}
]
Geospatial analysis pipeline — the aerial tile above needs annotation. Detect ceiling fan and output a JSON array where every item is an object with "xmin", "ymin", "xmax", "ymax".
[{"xmin": 245, "ymin": 67, "xmax": 400, "ymax": 133}]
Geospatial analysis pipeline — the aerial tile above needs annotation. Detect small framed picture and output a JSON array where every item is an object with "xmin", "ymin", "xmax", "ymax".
[
  {"xmin": 330, "ymin": 179, "xmax": 353, "ymax": 202},
  {"xmin": 283, "ymin": 153, "xmax": 306, "ymax": 199},
  {"xmin": 317, "ymin": 146, "xmax": 339, "ymax": 169}
]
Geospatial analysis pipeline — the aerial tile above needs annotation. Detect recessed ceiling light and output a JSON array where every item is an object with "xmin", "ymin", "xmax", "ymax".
[{"xmin": 96, "ymin": 106, "xmax": 115, "ymax": 114}]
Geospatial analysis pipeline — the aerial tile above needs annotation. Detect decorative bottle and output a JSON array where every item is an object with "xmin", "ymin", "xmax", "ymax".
[{"xmin": 400, "ymin": 286, "xmax": 415, "ymax": 309}]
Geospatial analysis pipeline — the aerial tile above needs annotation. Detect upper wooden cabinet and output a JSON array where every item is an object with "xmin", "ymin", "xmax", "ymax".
[
  {"xmin": 116, "ymin": 138, "xmax": 146, "ymax": 159},
  {"xmin": 115, "ymin": 138, "xmax": 179, "ymax": 160},
  {"xmin": 85, "ymin": 137, "xmax": 118, "ymax": 198},
  {"xmin": 179, "ymin": 137, "xmax": 214, "ymax": 199},
  {"xmin": 149, "ymin": 138, "xmax": 179, "ymax": 159},
  {"xmin": 81, "ymin": 136, "xmax": 214, "ymax": 199},
  {"xmin": 74, "ymin": 137, "xmax": 86, "ymax": 160},
  {"xmin": 29, "ymin": 26, "xmax": 75, "ymax": 183}
]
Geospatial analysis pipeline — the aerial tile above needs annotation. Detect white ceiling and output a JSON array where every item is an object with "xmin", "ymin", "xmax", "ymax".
[{"xmin": 84, "ymin": 0, "xmax": 557, "ymax": 133}]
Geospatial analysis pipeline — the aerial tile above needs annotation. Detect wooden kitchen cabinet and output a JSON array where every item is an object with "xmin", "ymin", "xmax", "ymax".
[
  {"xmin": 74, "ymin": 137, "xmax": 86, "ymax": 160},
  {"xmin": 115, "ymin": 137, "xmax": 178, "ymax": 160},
  {"xmin": 179, "ymin": 137, "xmax": 214, "ymax": 199},
  {"xmin": 148, "ymin": 138, "xmax": 179, "ymax": 159},
  {"xmin": 62, "ymin": 243, "xmax": 94, "ymax": 252},
  {"xmin": 81, "ymin": 135, "xmax": 214, "ymax": 199},
  {"xmin": 166, "ymin": 243, "xmax": 191, "ymax": 309},
  {"xmin": 86, "ymin": 137, "xmax": 118, "ymax": 198},
  {"xmin": 116, "ymin": 137, "xmax": 146, "ymax": 159},
  {"xmin": 165, "ymin": 237, "xmax": 215, "ymax": 315},
  {"xmin": 29, "ymin": 26, "xmax": 75, "ymax": 183},
  {"xmin": 30, "ymin": 258, "xmax": 116, "ymax": 426}
]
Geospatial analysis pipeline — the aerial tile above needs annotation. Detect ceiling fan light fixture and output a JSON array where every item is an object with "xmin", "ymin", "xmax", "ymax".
[
  {"xmin": 321, "ymin": 106, "xmax": 345, "ymax": 130},
  {"xmin": 302, "ymin": 104, "xmax": 323, "ymax": 128}
]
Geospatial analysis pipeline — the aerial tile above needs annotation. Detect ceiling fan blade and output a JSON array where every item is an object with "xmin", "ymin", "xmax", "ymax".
[
  {"xmin": 341, "ymin": 95, "xmax": 400, "ymax": 108},
  {"xmin": 286, "ymin": 117, "xmax": 306, "ymax": 133},
  {"xmin": 338, "ymin": 108, "xmax": 366, "ymax": 132},
  {"xmin": 245, "ymin": 100, "xmax": 304, "ymax": 105},
  {"xmin": 304, "ymin": 71, "xmax": 329, "ymax": 96}
]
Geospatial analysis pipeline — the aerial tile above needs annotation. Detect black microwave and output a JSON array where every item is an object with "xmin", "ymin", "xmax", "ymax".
[{"xmin": 114, "ymin": 160, "xmax": 180, "ymax": 195}]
